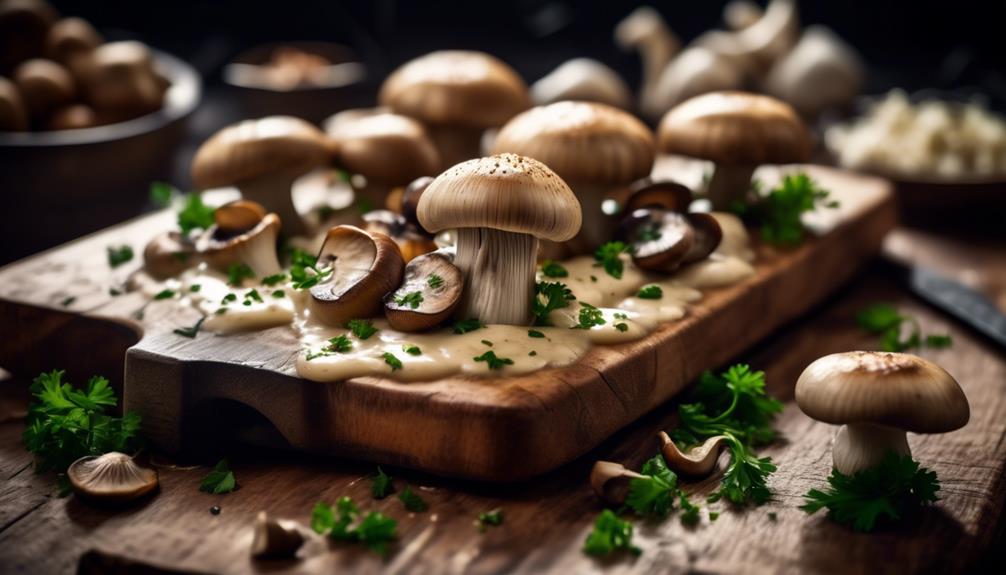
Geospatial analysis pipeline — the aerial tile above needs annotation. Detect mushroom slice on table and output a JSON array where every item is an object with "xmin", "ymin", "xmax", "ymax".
[
  {"xmin": 659, "ymin": 431, "xmax": 729, "ymax": 477},
  {"xmin": 325, "ymin": 109, "xmax": 441, "ymax": 212},
  {"xmin": 362, "ymin": 209, "xmax": 436, "ymax": 263},
  {"xmin": 68, "ymin": 452, "xmax": 158, "ymax": 504},
  {"xmin": 0, "ymin": 76, "xmax": 29, "ymax": 131},
  {"xmin": 379, "ymin": 50, "xmax": 530, "ymax": 167},
  {"xmin": 417, "ymin": 153, "xmax": 581, "ymax": 325},
  {"xmin": 144, "ymin": 230, "xmax": 198, "ymax": 279},
  {"xmin": 590, "ymin": 461, "xmax": 647, "ymax": 506},
  {"xmin": 530, "ymin": 58, "xmax": 632, "ymax": 110},
  {"xmin": 308, "ymin": 225, "xmax": 404, "ymax": 327},
  {"xmin": 795, "ymin": 351, "xmax": 970, "ymax": 475},
  {"xmin": 191, "ymin": 116, "xmax": 336, "ymax": 237},
  {"xmin": 491, "ymin": 101, "xmax": 654, "ymax": 253},
  {"xmin": 198, "ymin": 201, "xmax": 282, "ymax": 278},
  {"xmin": 657, "ymin": 91, "xmax": 810, "ymax": 210},
  {"xmin": 250, "ymin": 511, "xmax": 304, "ymax": 559},
  {"xmin": 384, "ymin": 250, "xmax": 463, "ymax": 332}
]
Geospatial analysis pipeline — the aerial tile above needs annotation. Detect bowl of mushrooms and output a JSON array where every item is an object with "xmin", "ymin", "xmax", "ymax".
[{"xmin": 0, "ymin": 0, "xmax": 201, "ymax": 264}]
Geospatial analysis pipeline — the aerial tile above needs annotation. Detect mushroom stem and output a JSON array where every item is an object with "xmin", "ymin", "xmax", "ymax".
[
  {"xmin": 238, "ymin": 174, "xmax": 308, "ymax": 238},
  {"xmin": 427, "ymin": 125, "xmax": 484, "ymax": 168},
  {"xmin": 567, "ymin": 181, "xmax": 618, "ymax": 253},
  {"xmin": 705, "ymin": 163, "xmax": 756, "ymax": 210},
  {"xmin": 832, "ymin": 422, "xmax": 910, "ymax": 475},
  {"xmin": 454, "ymin": 228, "xmax": 537, "ymax": 325}
]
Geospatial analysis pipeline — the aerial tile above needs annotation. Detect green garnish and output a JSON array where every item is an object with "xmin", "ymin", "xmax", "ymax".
[
  {"xmin": 289, "ymin": 248, "xmax": 332, "ymax": 290},
  {"xmin": 480, "ymin": 339, "xmax": 493, "ymax": 347},
  {"xmin": 594, "ymin": 241, "xmax": 629, "ymax": 279},
  {"xmin": 679, "ymin": 493, "xmax": 701, "ymax": 526},
  {"xmin": 590, "ymin": 275, "xmax": 598, "ymax": 283},
  {"xmin": 347, "ymin": 319, "xmax": 378, "ymax": 340},
  {"xmin": 527, "ymin": 329, "xmax": 545, "ymax": 338},
  {"xmin": 394, "ymin": 291, "xmax": 424, "ymax": 309},
  {"xmin": 532, "ymin": 281, "xmax": 576, "ymax": 326},
  {"xmin": 637, "ymin": 285, "xmax": 663, "ymax": 299},
  {"xmin": 573, "ymin": 303, "xmax": 606, "ymax": 330},
  {"xmin": 857, "ymin": 303, "xmax": 953, "ymax": 352},
  {"xmin": 271, "ymin": 290, "xmax": 285, "ymax": 298},
  {"xmin": 625, "ymin": 454, "xmax": 679, "ymax": 517},
  {"xmin": 199, "ymin": 459, "xmax": 237, "ymax": 494},
  {"xmin": 149, "ymin": 181, "xmax": 174, "ymax": 207},
  {"xmin": 383, "ymin": 352, "xmax": 403, "ymax": 371},
  {"xmin": 670, "ymin": 364, "xmax": 782, "ymax": 505},
  {"xmin": 925, "ymin": 334, "xmax": 953, "ymax": 348},
  {"xmin": 242, "ymin": 289, "xmax": 263, "ymax": 305},
  {"xmin": 801, "ymin": 452, "xmax": 940, "ymax": 532},
  {"xmin": 371, "ymin": 467, "xmax": 393, "ymax": 499},
  {"xmin": 60, "ymin": 296, "xmax": 75, "ymax": 307},
  {"xmin": 709, "ymin": 511, "xmax": 720, "ymax": 521},
  {"xmin": 327, "ymin": 335, "xmax": 353, "ymax": 353},
  {"xmin": 473, "ymin": 351, "xmax": 513, "ymax": 370},
  {"xmin": 540, "ymin": 260, "xmax": 568, "ymax": 278},
  {"xmin": 614, "ymin": 312, "xmax": 628, "ymax": 320},
  {"xmin": 767, "ymin": 512, "xmax": 777, "ymax": 521},
  {"xmin": 477, "ymin": 508, "xmax": 504, "ymax": 531},
  {"xmin": 427, "ymin": 274, "xmax": 444, "ymax": 289},
  {"xmin": 189, "ymin": 284, "xmax": 201, "ymax": 293},
  {"xmin": 154, "ymin": 289, "xmax": 176, "ymax": 300},
  {"xmin": 177, "ymin": 193, "xmax": 215, "ymax": 235},
  {"xmin": 227, "ymin": 263, "xmax": 255, "ymax": 286},
  {"xmin": 221, "ymin": 293, "xmax": 237, "ymax": 305},
  {"xmin": 403, "ymin": 344, "xmax": 422, "ymax": 356},
  {"xmin": 312, "ymin": 497, "xmax": 397, "ymax": 556},
  {"xmin": 615, "ymin": 322, "xmax": 628, "ymax": 332},
  {"xmin": 22, "ymin": 370, "xmax": 142, "ymax": 477},
  {"xmin": 529, "ymin": 351, "xmax": 537, "ymax": 356},
  {"xmin": 583, "ymin": 509, "xmax": 640, "ymax": 557},
  {"xmin": 398, "ymin": 485, "xmax": 427, "ymax": 512},
  {"xmin": 452, "ymin": 318, "xmax": 484, "ymax": 334},
  {"xmin": 732, "ymin": 173, "xmax": 838, "ymax": 246},
  {"xmin": 261, "ymin": 273, "xmax": 287, "ymax": 287},
  {"xmin": 173, "ymin": 317, "xmax": 205, "ymax": 338},
  {"xmin": 638, "ymin": 224, "xmax": 662, "ymax": 242},
  {"xmin": 106, "ymin": 245, "xmax": 134, "ymax": 268}
]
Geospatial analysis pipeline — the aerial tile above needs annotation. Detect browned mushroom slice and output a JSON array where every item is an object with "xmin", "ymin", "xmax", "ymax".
[
  {"xmin": 68, "ymin": 452, "xmax": 158, "ymax": 504},
  {"xmin": 213, "ymin": 199, "xmax": 267, "ymax": 234},
  {"xmin": 659, "ymin": 431, "xmax": 728, "ymax": 477},
  {"xmin": 363, "ymin": 210, "xmax": 437, "ymax": 264},
  {"xmin": 250, "ymin": 511, "xmax": 304, "ymax": 559},
  {"xmin": 682, "ymin": 213, "xmax": 723, "ymax": 263},
  {"xmin": 623, "ymin": 208, "xmax": 695, "ymax": 272},
  {"xmin": 401, "ymin": 176, "xmax": 433, "ymax": 233},
  {"xmin": 589, "ymin": 461, "xmax": 646, "ymax": 505},
  {"xmin": 198, "ymin": 202, "xmax": 282, "ymax": 278},
  {"xmin": 308, "ymin": 225, "xmax": 404, "ymax": 327},
  {"xmin": 384, "ymin": 251, "xmax": 463, "ymax": 332},
  {"xmin": 624, "ymin": 178, "xmax": 694, "ymax": 213},
  {"xmin": 144, "ymin": 231, "xmax": 198, "ymax": 279}
]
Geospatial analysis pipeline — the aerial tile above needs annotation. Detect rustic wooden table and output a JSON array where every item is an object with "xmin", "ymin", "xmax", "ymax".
[{"xmin": 1, "ymin": 221, "xmax": 1005, "ymax": 575}]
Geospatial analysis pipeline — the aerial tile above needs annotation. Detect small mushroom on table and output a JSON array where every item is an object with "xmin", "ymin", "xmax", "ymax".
[
  {"xmin": 67, "ymin": 452, "xmax": 158, "ymax": 504},
  {"xmin": 417, "ymin": 153, "xmax": 581, "ymax": 325},
  {"xmin": 197, "ymin": 200, "xmax": 282, "ymax": 278},
  {"xmin": 384, "ymin": 250, "xmax": 463, "ymax": 332},
  {"xmin": 379, "ymin": 50, "xmax": 530, "ymax": 167},
  {"xmin": 191, "ymin": 116, "xmax": 336, "ymax": 237},
  {"xmin": 796, "ymin": 351, "xmax": 970, "ymax": 475},
  {"xmin": 492, "ymin": 101, "xmax": 654, "ymax": 254},
  {"xmin": 308, "ymin": 225, "xmax": 405, "ymax": 327},
  {"xmin": 250, "ymin": 511, "xmax": 304, "ymax": 560},
  {"xmin": 657, "ymin": 91, "xmax": 810, "ymax": 210},
  {"xmin": 659, "ymin": 431, "xmax": 728, "ymax": 477}
]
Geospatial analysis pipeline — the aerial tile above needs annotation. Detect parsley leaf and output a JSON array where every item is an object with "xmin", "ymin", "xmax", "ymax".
[
  {"xmin": 149, "ymin": 181, "xmax": 174, "ymax": 207},
  {"xmin": 540, "ymin": 260, "xmax": 568, "ymax": 278},
  {"xmin": 394, "ymin": 291, "xmax": 424, "ymax": 309},
  {"xmin": 398, "ymin": 485, "xmax": 427, "ymax": 512},
  {"xmin": 477, "ymin": 508, "xmax": 504, "ymax": 531},
  {"xmin": 177, "ymin": 193, "xmax": 216, "ymax": 234},
  {"xmin": 857, "ymin": 303, "xmax": 952, "ymax": 352},
  {"xmin": 372, "ymin": 467, "xmax": 393, "ymax": 499},
  {"xmin": 637, "ymin": 285, "xmax": 662, "ymax": 299},
  {"xmin": 227, "ymin": 263, "xmax": 255, "ymax": 286},
  {"xmin": 625, "ymin": 454, "xmax": 678, "ymax": 517},
  {"xmin": 106, "ymin": 245, "xmax": 134, "ymax": 268},
  {"xmin": 22, "ymin": 371, "xmax": 142, "ymax": 476},
  {"xmin": 732, "ymin": 173, "xmax": 837, "ymax": 246},
  {"xmin": 594, "ymin": 242, "xmax": 629, "ymax": 279},
  {"xmin": 312, "ymin": 497, "xmax": 397, "ymax": 556},
  {"xmin": 242, "ymin": 289, "xmax": 263, "ymax": 305},
  {"xmin": 199, "ymin": 459, "xmax": 237, "ymax": 494},
  {"xmin": 427, "ymin": 274, "xmax": 444, "ymax": 289},
  {"xmin": 527, "ymin": 329, "xmax": 545, "ymax": 339},
  {"xmin": 801, "ymin": 452, "xmax": 940, "ymax": 532},
  {"xmin": 289, "ymin": 248, "xmax": 332, "ymax": 290},
  {"xmin": 403, "ymin": 344, "xmax": 422, "ymax": 356},
  {"xmin": 473, "ymin": 351, "xmax": 513, "ymax": 370},
  {"xmin": 615, "ymin": 322, "xmax": 628, "ymax": 332},
  {"xmin": 679, "ymin": 493, "xmax": 701, "ymax": 526},
  {"xmin": 583, "ymin": 510, "xmax": 640, "ymax": 557},
  {"xmin": 383, "ymin": 352, "xmax": 403, "ymax": 371},
  {"xmin": 574, "ymin": 303, "xmax": 606, "ymax": 330},
  {"xmin": 347, "ymin": 319, "xmax": 378, "ymax": 340},
  {"xmin": 173, "ymin": 316, "xmax": 205, "ymax": 338},
  {"xmin": 532, "ymin": 281, "xmax": 576, "ymax": 326},
  {"xmin": 453, "ymin": 318, "xmax": 484, "ymax": 334},
  {"xmin": 154, "ymin": 289, "xmax": 176, "ymax": 300},
  {"xmin": 262, "ymin": 273, "xmax": 287, "ymax": 287}
]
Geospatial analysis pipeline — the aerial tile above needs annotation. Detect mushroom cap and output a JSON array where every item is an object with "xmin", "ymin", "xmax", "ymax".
[
  {"xmin": 198, "ymin": 211, "xmax": 282, "ymax": 277},
  {"xmin": 67, "ymin": 452, "xmax": 158, "ymax": 503},
  {"xmin": 795, "ymin": 351, "xmax": 970, "ymax": 433},
  {"xmin": 0, "ymin": 76, "xmax": 29, "ymax": 131},
  {"xmin": 46, "ymin": 17, "xmax": 102, "ymax": 64},
  {"xmin": 329, "ymin": 111, "xmax": 441, "ymax": 186},
  {"xmin": 192, "ymin": 116, "xmax": 335, "ymax": 190},
  {"xmin": 417, "ymin": 153, "xmax": 581, "ymax": 242},
  {"xmin": 14, "ymin": 58, "xmax": 76, "ymax": 116},
  {"xmin": 384, "ymin": 250, "xmax": 463, "ymax": 332},
  {"xmin": 657, "ymin": 91, "xmax": 810, "ymax": 165},
  {"xmin": 491, "ymin": 101, "xmax": 655, "ymax": 185},
  {"xmin": 379, "ymin": 50, "xmax": 530, "ymax": 129}
]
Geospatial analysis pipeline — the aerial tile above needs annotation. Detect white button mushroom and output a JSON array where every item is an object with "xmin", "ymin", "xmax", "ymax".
[{"xmin": 764, "ymin": 26, "xmax": 864, "ymax": 119}]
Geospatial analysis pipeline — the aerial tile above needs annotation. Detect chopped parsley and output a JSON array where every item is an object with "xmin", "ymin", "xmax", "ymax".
[
  {"xmin": 199, "ymin": 459, "xmax": 237, "ymax": 494},
  {"xmin": 347, "ymin": 319, "xmax": 378, "ymax": 340},
  {"xmin": 477, "ymin": 508, "xmax": 504, "ymax": 531},
  {"xmin": 106, "ymin": 245, "xmax": 134, "ymax": 268},
  {"xmin": 271, "ymin": 290, "xmax": 285, "ymax": 298},
  {"xmin": 637, "ymin": 285, "xmax": 663, "ymax": 299},
  {"xmin": 149, "ymin": 181, "xmax": 174, "ymax": 207},
  {"xmin": 452, "ymin": 318, "xmax": 484, "ymax": 334},
  {"xmin": 383, "ymin": 352, "xmax": 403, "ymax": 371},
  {"xmin": 242, "ymin": 289, "xmax": 263, "ymax": 305},
  {"xmin": 289, "ymin": 248, "xmax": 332, "ymax": 290},
  {"xmin": 60, "ymin": 296, "xmax": 75, "ymax": 307},
  {"xmin": 574, "ymin": 303, "xmax": 606, "ymax": 330},
  {"xmin": 427, "ymin": 274, "xmax": 444, "ymax": 289},
  {"xmin": 614, "ymin": 312, "xmax": 628, "ymax": 320},
  {"xmin": 473, "ymin": 351, "xmax": 513, "ymax": 370},
  {"xmin": 594, "ymin": 241, "xmax": 629, "ymax": 279},
  {"xmin": 529, "ymin": 351, "xmax": 538, "ymax": 356},
  {"xmin": 221, "ymin": 293, "xmax": 237, "ymax": 305},
  {"xmin": 626, "ymin": 454, "xmax": 679, "ymax": 517},
  {"xmin": 480, "ymin": 339, "xmax": 493, "ymax": 347},
  {"xmin": 402, "ymin": 344, "xmax": 422, "ymax": 356},
  {"xmin": 540, "ymin": 260, "xmax": 568, "ymax": 278},
  {"xmin": 398, "ymin": 485, "xmax": 427, "ymax": 512},
  {"xmin": 328, "ymin": 335, "xmax": 353, "ymax": 352},
  {"xmin": 857, "ymin": 303, "xmax": 953, "ymax": 352},
  {"xmin": 583, "ymin": 510, "xmax": 640, "ymax": 557},
  {"xmin": 177, "ymin": 193, "xmax": 215, "ymax": 235},
  {"xmin": 532, "ymin": 281, "xmax": 576, "ymax": 326},
  {"xmin": 189, "ymin": 284, "xmax": 201, "ymax": 293},
  {"xmin": 371, "ymin": 467, "xmax": 393, "ymax": 499},
  {"xmin": 173, "ymin": 317, "xmax": 205, "ymax": 338},
  {"xmin": 311, "ymin": 497, "xmax": 397, "ymax": 556},
  {"xmin": 615, "ymin": 322, "xmax": 628, "ymax": 332},
  {"xmin": 261, "ymin": 273, "xmax": 287, "ymax": 287},
  {"xmin": 154, "ymin": 289, "xmax": 176, "ymax": 300},
  {"xmin": 732, "ymin": 173, "xmax": 838, "ymax": 246},
  {"xmin": 527, "ymin": 329, "xmax": 545, "ymax": 339},
  {"xmin": 227, "ymin": 263, "xmax": 255, "ymax": 286},
  {"xmin": 394, "ymin": 291, "xmax": 424, "ymax": 309}
]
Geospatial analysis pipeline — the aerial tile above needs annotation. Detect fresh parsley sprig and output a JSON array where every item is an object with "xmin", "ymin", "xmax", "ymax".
[
  {"xmin": 453, "ymin": 318, "xmax": 484, "ymax": 334},
  {"xmin": 583, "ymin": 510, "xmax": 640, "ymax": 557},
  {"xmin": 289, "ymin": 248, "xmax": 332, "ymax": 290},
  {"xmin": 856, "ymin": 303, "xmax": 953, "ymax": 352},
  {"xmin": 372, "ymin": 467, "xmax": 393, "ymax": 499},
  {"xmin": 312, "ymin": 497, "xmax": 397, "ymax": 556},
  {"xmin": 200, "ymin": 459, "xmax": 237, "ymax": 494},
  {"xmin": 532, "ymin": 281, "xmax": 576, "ymax": 326},
  {"xmin": 594, "ymin": 242, "xmax": 629, "ymax": 279},
  {"xmin": 540, "ymin": 260, "xmax": 568, "ymax": 278},
  {"xmin": 574, "ymin": 303, "xmax": 606, "ymax": 330},
  {"xmin": 106, "ymin": 245, "xmax": 134, "ymax": 268},
  {"xmin": 473, "ymin": 351, "xmax": 513, "ymax": 370},
  {"xmin": 731, "ymin": 173, "xmax": 838, "ymax": 246}
]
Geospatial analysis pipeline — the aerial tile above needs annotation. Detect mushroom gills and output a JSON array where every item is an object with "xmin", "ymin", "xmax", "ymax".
[
  {"xmin": 68, "ymin": 452, "xmax": 158, "ymax": 503},
  {"xmin": 385, "ymin": 250, "xmax": 463, "ymax": 332},
  {"xmin": 832, "ymin": 422, "xmax": 910, "ymax": 476},
  {"xmin": 454, "ymin": 228, "xmax": 537, "ymax": 325}
]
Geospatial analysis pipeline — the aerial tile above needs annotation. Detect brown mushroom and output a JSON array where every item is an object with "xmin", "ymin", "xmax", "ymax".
[
  {"xmin": 0, "ymin": 76, "xmax": 29, "ymax": 131},
  {"xmin": 46, "ymin": 17, "xmax": 102, "ymax": 66},
  {"xmin": 67, "ymin": 452, "xmax": 158, "ymax": 504},
  {"xmin": 250, "ymin": 511, "xmax": 304, "ymax": 560},
  {"xmin": 659, "ymin": 431, "xmax": 729, "ymax": 477},
  {"xmin": 143, "ymin": 230, "xmax": 198, "ymax": 279},
  {"xmin": 384, "ymin": 251, "xmax": 463, "ymax": 332},
  {"xmin": 198, "ymin": 201, "xmax": 282, "ymax": 278},
  {"xmin": 75, "ymin": 41, "xmax": 165, "ymax": 119},
  {"xmin": 308, "ymin": 225, "xmax": 405, "ymax": 327},
  {"xmin": 620, "ymin": 209, "xmax": 722, "ymax": 272},
  {"xmin": 46, "ymin": 102, "xmax": 97, "ymax": 130},
  {"xmin": 13, "ymin": 58, "xmax": 75, "ymax": 119},
  {"xmin": 191, "ymin": 116, "xmax": 336, "ymax": 237},
  {"xmin": 400, "ymin": 175, "xmax": 433, "ymax": 232},
  {"xmin": 590, "ymin": 461, "xmax": 646, "ymax": 505},
  {"xmin": 657, "ymin": 91, "xmax": 810, "ymax": 210},
  {"xmin": 0, "ymin": 0, "xmax": 57, "ymax": 74},
  {"xmin": 491, "ymin": 101, "xmax": 654, "ymax": 253},
  {"xmin": 623, "ymin": 178, "xmax": 693, "ymax": 213},
  {"xmin": 362, "ymin": 210, "xmax": 436, "ymax": 263},
  {"xmin": 379, "ymin": 50, "xmax": 530, "ymax": 167}
]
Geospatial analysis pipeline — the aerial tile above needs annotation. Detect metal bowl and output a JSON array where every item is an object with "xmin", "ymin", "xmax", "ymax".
[{"xmin": 0, "ymin": 50, "xmax": 201, "ymax": 265}]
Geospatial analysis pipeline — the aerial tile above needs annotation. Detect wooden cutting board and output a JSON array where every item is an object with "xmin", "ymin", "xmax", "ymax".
[{"xmin": 0, "ymin": 165, "xmax": 896, "ymax": 481}]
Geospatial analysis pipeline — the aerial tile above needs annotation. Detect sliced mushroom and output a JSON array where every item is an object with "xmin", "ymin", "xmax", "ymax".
[
  {"xmin": 590, "ymin": 461, "xmax": 646, "ymax": 506},
  {"xmin": 530, "ymin": 58, "xmax": 632, "ymax": 110},
  {"xmin": 658, "ymin": 431, "xmax": 728, "ymax": 477},
  {"xmin": 624, "ymin": 178, "xmax": 693, "ymax": 213},
  {"xmin": 308, "ymin": 225, "xmax": 405, "ymax": 327},
  {"xmin": 362, "ymin": 210, "xmax": 436, "ymax": 263},
  {"xmin": 681, "ymin": 213, "xmax": 723, "ymax": 263},
  {"xmin": 620, "ymin": 208, "xmax": 723, "ymax": 272},
  {"xmin": 14, "ymin": 58, "xmax": 76, "ymax": 119},
  {"xmin": 144, "ymin": 230, "xmax": 198, "ymax": 279},
  {"xmin": 384, "ymin": 251, "xmax": 463, "ymax": 332},
  {"xmin": 0, "ymin": 76, "xmax": 29, "ymax": 131},
  {"xmin": 251, "ymin": 511, "xmax": 304, "ymax": 560},
  {"xmin": 198, "ymin": 201, "xmax": 282, "ymax": 278},
  {"xmin": 67, "ymin": 452, "xmax": 158, "ymax": 504}
]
